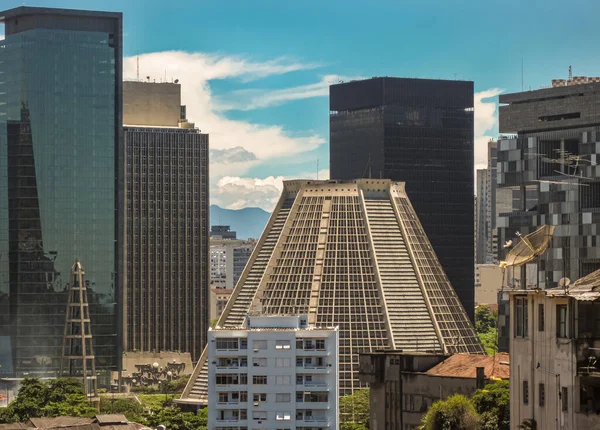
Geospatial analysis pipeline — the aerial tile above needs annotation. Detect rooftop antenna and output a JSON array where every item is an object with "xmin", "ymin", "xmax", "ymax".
[
  {"xmin": 316, "ymin": 158, "xmax": 319, "ymax": 180},
  {"xmin": 136, "ymin": 57, "xmax": 139, "ymax": 81},
  {"xmin": 568, "ymin": 65, "xmax": 573, "ymax": 81},
  {"xmin": 61, "ymin": 260, "xmax": 99, "ymax": 406}
]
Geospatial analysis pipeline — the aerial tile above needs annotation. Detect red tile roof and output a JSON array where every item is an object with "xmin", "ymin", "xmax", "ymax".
[{"xmin": 426, "ymin": 353, "xmax": 510, "ymax": 379}]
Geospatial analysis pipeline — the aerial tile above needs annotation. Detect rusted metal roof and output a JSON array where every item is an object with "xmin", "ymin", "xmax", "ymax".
[
  {"xmin": 94, "ymin": 416, "xmax": 128, "ymax": 425},
  {"xmin": 28, "ymin": 418, "xmax": 94, "ymax": 428},
  {"xmin": 426, "ymin": 353, "xmax": 510, "ymax": 379},
  {"xmin": 545, "ymin": 269, "xmax": 600, "ymax": 301}
]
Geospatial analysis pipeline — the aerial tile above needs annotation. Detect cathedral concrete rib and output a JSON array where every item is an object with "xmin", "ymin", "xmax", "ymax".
[{"xmin": 178, "ymin": 179, "xmax": 484, "ymax": 406}]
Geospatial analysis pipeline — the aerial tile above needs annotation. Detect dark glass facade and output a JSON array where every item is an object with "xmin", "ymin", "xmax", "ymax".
[
  {"xmin": 0, "ymin": 7, "xmax": 122, "ymax": 377},
  {"xmin": 330, "ymin": 78, "xmax": 475, "ymax": 320},
  {"xmin": 124, "ymin": 126, "xmax": 209, "ymax": 361}
]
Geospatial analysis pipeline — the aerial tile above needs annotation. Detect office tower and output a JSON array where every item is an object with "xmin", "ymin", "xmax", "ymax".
[
  {"xmin": 123, "ymin": 81, "xmax": 209, "ymax": 361},
  {"xmin": 329, "ymin": 77, "xmax": 475, "ymax": 320},
  {"xmin": 210, "ymin": 234, "xmax": 255, "ymax": 321},
  {"xmin": 207, "ymin": 315, "xmax": 339, "ymax": 430},
  {"xmin": 210, "ymin": 225, "xmax": 238, "ymax": 240},
  {"xmin": 497, "ymin": 76, "xmax": 600, "ymax": 289},
  {"xmin": 475, "ymin": 169, "xmax": 489, "ymax": 264},
  {"xmin": 178, "ymin": 179, "xmax": 484, "ymax": 407},
  {"xmin": 0, "ymin": 6, "xmax": 122, "ymax": 377}
]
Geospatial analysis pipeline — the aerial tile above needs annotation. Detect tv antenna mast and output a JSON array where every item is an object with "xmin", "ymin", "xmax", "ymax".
[{"xmin": 61, "ymin": 260, "xmax": 99, "ymax": 406}]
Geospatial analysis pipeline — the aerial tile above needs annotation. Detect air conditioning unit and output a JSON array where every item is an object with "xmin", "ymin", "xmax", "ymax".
[
  {"xmin": 253, "ymin": 348, "xmax": 259, "ymax": 352},
  {"xmin": 253, "ymin": 402, "xmax": 259, "ymax": 406}
]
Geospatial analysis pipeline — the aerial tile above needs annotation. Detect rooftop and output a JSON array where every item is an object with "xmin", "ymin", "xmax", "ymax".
[{"xmin": 426, "ymin": 353, "xmax": 510, "ymax": 379}]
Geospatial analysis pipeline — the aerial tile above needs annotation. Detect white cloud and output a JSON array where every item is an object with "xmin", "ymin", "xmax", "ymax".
[
  {"xmin": 212, "ymin": 169, "xmax": 331, "ymax": 212},
  {"xmin": 124, "ymin": 51, "xmax": 325, "ymax": 165},
  {"xmin": 213, "ymin": 176, "xmax": 285, "ymax": 211},
  {"xmin": 215, "ymin": 75, "xmax": 362, "ymax": 111},
  {"xmin": 474, "ymin": 88, "xmax": 504, "ymax": 170}
]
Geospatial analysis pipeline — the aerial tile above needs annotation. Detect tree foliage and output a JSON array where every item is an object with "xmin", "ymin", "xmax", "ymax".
[
  {"xmin": 0, "ymin": 378, "xmax": 96, "ymax": 423},
  {"xmin": 339, "ymin": 389, "xmax": 370, "ymax": 429},
  {"xmin": 99, "ymin": 397, "xmax": 144, "ymax": 423},
  {"xmin": 475, "ymin": 305, "xmax": 498, "ymax": 334},
  {"xmin": 478, "ymin": 328, "xmax": 499, "ymax": 355},
  {"xmin": 143, "ymin": 406, "xmax": 207, "ymax": 430},
  {"xmin": 472, "ymin": 380, "xmax": 510, "ymax": 430},
  {"xmin": 421, "ymin": 394, "xmax": 480, "ymax": 430}
]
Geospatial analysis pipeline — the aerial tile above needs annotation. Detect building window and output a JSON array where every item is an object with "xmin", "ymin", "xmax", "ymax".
[
  {"xmin": 538, "ymin": 304, "xmax": 545, "ymax": 332},
  {"xmin": 557, "ymin": 305, "xmax": 568, "ymax": 338},
  {"xmin": 275, "ymin": 412, "xmax": 291, "ymax": 421},
  {"xmin": 253, "ymin": 358, "xmax": 267, "ymax": 367},
  {"xmin": 515, "ymin": 297, "xmax": 528, "ymax": 338},
  {"xmin": 215, "ymin": 338, "xmax": 238, "ymax": 350},
  {"xmin": 275, "ymin": 340, "xmax": 291, "ymax": 349},
  {"xmin": 523, "ymin": 381, "xmax": 529, "ymax": 405},
  {"xmin": 276, "ymin": 375, "xmax": 291, "ymax": 385},
  {"xmin": 276, "ymin": 393, "xmax": 291, "ymax": 403},
  {"xmin": 252, "ymin": 411, "xmax": 267, "ymax": 420},
  {"xmin": 539, "ymin": 383, "xmax": 545, "ymax": 407},
  {"xmin": 562, "ymin": 387, "xmax": 568, "ymax": 411},
  {"xmin": 252, "ymin": 375, "xmax": 267, "ymax": 385},
  {"xmin": 276, "ymin": 357, "xmax": 291, "ymax": 367},
  {"xmin": 253, "ymin": 340, "xmax": 267, "ymax": 350},
  {"xmin": 253, "ymin": 393, "xmax": 267, "ymax": 402}
]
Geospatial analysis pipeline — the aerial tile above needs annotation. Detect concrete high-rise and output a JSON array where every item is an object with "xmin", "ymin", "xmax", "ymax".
[
  {"xmin": 207, "ymin": 315, "xmax": 339, "ymax": 430},
  {"xmin": 497, "ymin": 76, "xmax": 600, "ymax": 289},
  {"xmin": 329, "ymin": 78, "xmax": 475, "ymax": 320},
  {"xmin": 123, "ymin": 81, "xmax": 209, "ymax": 361},
  {"xmin": 0, "ymin": 6, "xmax": 122, "ymax": 378},
  {"xmin": 177, "ymin": 179, "xmax": 484, "ymax": 407}
]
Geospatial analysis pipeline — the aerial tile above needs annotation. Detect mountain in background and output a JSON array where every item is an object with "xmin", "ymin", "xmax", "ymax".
[{"xmin": 210, "ymin": 205, "xmax": 271, "ymax": 240}]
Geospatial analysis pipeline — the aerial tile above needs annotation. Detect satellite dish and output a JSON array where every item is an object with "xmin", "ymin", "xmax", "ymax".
[
  {"xmin": 174, "ymin": 79, "xmax": 179, "ymax": 84},
  {"xmin": 499, "ymin": 225, "xmax": 556, "ymax": 269},
  {"xmin": 559, "ymin": 277, "xmax": 571, "ymax": 289}
]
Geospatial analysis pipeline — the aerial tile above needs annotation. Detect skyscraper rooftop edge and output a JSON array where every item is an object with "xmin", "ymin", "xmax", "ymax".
[{"xmin": 0, "ymin": 6, "xmax": 122, "ymax": 22}]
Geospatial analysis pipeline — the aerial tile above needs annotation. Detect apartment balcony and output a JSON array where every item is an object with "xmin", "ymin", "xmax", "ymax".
[
  {"xmin": 296, "ymin": 417, "xmax": 330, "ymax": 426},
  {"xmin": 296, "ymin": 365, "xmax": 331, "ymax": 374}
]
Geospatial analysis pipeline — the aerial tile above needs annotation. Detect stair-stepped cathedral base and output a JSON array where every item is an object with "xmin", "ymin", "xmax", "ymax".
[{"xmin": 178, "ymin": 179, "xmax": 484, "ymax": 406}]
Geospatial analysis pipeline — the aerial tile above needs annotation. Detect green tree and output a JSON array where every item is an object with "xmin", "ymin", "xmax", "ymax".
[
  {"xmin": 472, "ymin": 380, "xmax": 510, "ymax": 430},
  {"xmin": 143, "ymin": 406, "xmax": 207, "ymax": 430},
  {"xmin": 339, "ymin": 389, "xmax": 369, "ymax": 429},
  {"xmin": 41, "ymin": 393, "xmax": 97, "ymax": 418},
  {"xmin": 0, "ymin": 378, "xmax": 97, "ymax": 424},
  {"xmin": 421, "ymin": 394, "xmax": 480, "ymax": 430},
  {"xmin": 478, "ymin": 328, "xmax": 499, "ymax": 355},
  {"xmin": 475, "ymin": 305, "xmax": 498, "ymax": 334},
  {"xmin": 210, "ymin": 318, "xmax": 219, "ymax": 329},
  {"xmin": 99, "ymin": 398, "xmax": 144, "ymax": 423}
]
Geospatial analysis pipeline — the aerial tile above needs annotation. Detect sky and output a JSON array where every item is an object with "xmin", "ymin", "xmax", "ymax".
[{"xmin": 3, "ymin": 0, "xmax": 600, "ymax": 211}]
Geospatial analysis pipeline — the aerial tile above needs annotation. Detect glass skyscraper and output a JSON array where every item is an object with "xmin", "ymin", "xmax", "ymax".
[
  {"xmin": 0, "ymin": 7, "xmax": 122, "ymax": 377},
  {"xmin": 330, "ymin": 77, "xmax": 475, "ymax": 320}
]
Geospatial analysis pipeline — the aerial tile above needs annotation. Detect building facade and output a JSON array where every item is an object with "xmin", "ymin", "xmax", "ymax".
[
  {"xmin": 330, "ymin": 77, "xmax": 475, "ymax": 320},
  {"xmin": 0, "ymin": 6, "xmax": 122, "ymax": 377},
  {"xmin": 178, "ymin": 179, "xmax": 484, "ymax": 407},
  {"xmin": 123, "ymin": 81, "xmax": 209, "ymax": 361},
  {"xmin": 508, "ymin": 271, "xmax": 600, "ymax": 429},
  {"xmin": 359, "ymin": 351, "xmax": 509, "ymax": 430},
  {"xmin": 497, "ymin": 78, "xmax": 600, "ymax": 289},
  {"xmin": 207, "ymin": 315, "xmax": 339, "ymax": 430}
]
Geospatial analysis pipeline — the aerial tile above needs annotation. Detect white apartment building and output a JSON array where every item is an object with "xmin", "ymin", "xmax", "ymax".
[
  {"xmin": 509, "ymin": 271, "xmax": 600, "ymax": 430},
  {"xmin": 207, "ymin": 315, "xmax": 339, "ymax": 430}
]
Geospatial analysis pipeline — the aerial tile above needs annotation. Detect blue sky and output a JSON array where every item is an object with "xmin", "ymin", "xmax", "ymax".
[{"xmin": 4, "ymin": 0, "xmax": 600, "ymax": 210}]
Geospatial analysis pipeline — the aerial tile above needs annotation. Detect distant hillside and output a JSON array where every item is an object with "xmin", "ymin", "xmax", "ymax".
[{"xmin": 210, "ymin": 205, "xmax": 271, "ymax": 240}]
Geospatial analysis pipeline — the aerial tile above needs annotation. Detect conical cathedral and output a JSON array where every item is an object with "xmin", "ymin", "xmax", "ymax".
[{"xmin": 179, "ymin": 179, "xmax": 484, "ymax": 405}]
